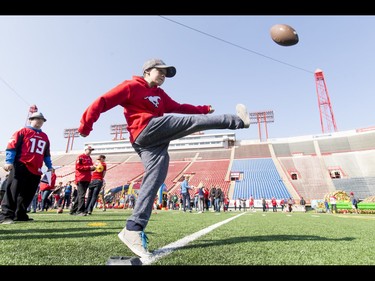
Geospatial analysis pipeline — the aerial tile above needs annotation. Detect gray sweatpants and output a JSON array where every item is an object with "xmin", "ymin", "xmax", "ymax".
[{"xmin": 127, "ymin": 113, "xmax": 245, "ymax": 230}]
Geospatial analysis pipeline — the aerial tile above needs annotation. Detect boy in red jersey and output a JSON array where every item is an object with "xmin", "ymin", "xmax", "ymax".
[
  {"xmin": 78, "ymin": 58, "xmax": 250, "ymax": 258},
  {"xmin": 0, "ymin": 112, "xmax": 53, "ymax": 224},
  {"xmin": 70, "ymin": 145, "xmax": 95, "ymax": 216}
]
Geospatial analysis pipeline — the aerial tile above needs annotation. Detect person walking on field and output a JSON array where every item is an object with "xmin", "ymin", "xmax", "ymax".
[
  {"xmin": 0, "ymin": 112, "xmax": 53, "ymax": 224},
  {"xmin": 300, "ymin": 196, "xmax": 306, "ymax": 212},
  {"xmin": 61, "ymin": 181, "xmax": 73, "ymax": 209},
  {"xmin": 330, "ymin": 195, "xmax": 337, "ymax": 214},
  {"xmin": 70, "ymin": 145, "xmax": 95, "ymax": 216},
  {"xmin": 39, "ymin": 168, "xmax": 57, "ymax": 211},
  {"xmin": 349, "ymin": 192, "xmax": 359, "ymax": 214},
  {"xmin": 249, "ymin": 195, "xmax": 255, "ymax": 212},
  {"xmin": 77, "ymin": 58, "xmax": 250, "ymax": 258},
  {"xmin": 180, "ymin": 176, "xmax": 193, "ymax": 213}
]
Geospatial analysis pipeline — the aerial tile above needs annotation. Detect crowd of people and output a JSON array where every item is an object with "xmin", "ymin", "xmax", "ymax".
[
  {"xmin": 158, "ymin": 185, "xmax": 307, "ymax": 215},
  {"xmin": 28, "ymin": 178, "xmax": 76, "ymax": 213},
  {"xmin": 161, "ymin": 180, "xmax": 231, "ymax": 213}
]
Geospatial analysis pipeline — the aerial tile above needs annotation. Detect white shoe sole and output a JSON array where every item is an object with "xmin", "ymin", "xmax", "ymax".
[
  {"xmin": 118, "ymin": 229, "xmax": 152, "ymax": 258},
  {"xmin": 1, "ymin": 220, "xmax": 14, "ymax": 225},
  {"xmin": 236, "ymin": 103, "xmax": 250, "ymax": 128}
]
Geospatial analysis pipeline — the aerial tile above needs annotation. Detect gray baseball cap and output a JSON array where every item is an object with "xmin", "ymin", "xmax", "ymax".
[
  {"xmin": 29, "ymin": 112, "xmax": 47, "ymax": 122},
  {"xmin": 142, "ymin": 59, "xmax": 176, "ymax": 78}
]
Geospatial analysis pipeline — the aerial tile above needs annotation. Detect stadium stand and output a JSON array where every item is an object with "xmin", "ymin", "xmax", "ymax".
[
  {"xmin": 231, "ymin": 158, "xmax": 291, "ymax": 200},
  {"xmin": 234, "ymin": 143, "xmax": 271, "ymax": 158},
  {"xmin": 2, "ymin": 128, "xmax": 375, "ymax": 202}
]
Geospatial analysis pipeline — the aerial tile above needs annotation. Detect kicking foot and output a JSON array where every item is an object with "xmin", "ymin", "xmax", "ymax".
[{"xmin": 236, "ymin": 104, "xmax": 250, "ymax": 128}]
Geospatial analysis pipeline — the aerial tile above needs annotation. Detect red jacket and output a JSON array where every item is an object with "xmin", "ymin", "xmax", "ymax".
[
  {"xmin": 75, "ymin": 153, "xmax": 93, "ymax": 183},
  {"xmin": 39, "ymin": 172, "xmax": 57, "ymax": 191},
  {"xmin": 78, "ymin": 76, "xmax": 210, "ymax": 143},
  {"xmin": 271, "ymin": 198, "xmax": 277, "ymax": 206},
  {"xmin": 249, "ymin": 197, "xmax": 254, "ymax": 207}
]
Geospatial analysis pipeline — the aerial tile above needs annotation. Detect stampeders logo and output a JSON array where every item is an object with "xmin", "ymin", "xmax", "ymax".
[{"xmin": 144, "ymin": 96, "xmax": 161, "ymax": 108}]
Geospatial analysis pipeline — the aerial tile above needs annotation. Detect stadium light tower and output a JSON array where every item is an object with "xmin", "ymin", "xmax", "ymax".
[
  {"xmin": 111, "ymin": 124, "xmax": 127, "ymax": 140},
  {"xmin": 314, "ymin": 69, "xmax": 338, "ymax": 134},
  {"xmin": 25, "ymin": 104, "xmax": 38, "ymax": 126},
  {"xmin": 249, "ymin": 110, "xmax": 274, "ymax": 142},
  {"xmin": 64, "ymin": 128, "xmax": 79, "ymax": 153}
]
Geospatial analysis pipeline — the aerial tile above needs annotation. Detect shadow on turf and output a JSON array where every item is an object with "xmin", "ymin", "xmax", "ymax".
[{"xmin": 177, "ymin": 234, "xmax": 355, "ymax": 251}]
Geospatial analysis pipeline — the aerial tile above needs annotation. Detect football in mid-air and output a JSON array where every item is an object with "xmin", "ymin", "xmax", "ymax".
[{"xmin": 270, "ymin": 24, "xmax": 299, "ymax": 46}]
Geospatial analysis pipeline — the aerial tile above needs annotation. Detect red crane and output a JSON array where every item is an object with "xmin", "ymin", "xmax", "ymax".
[{"xmin": 314, "ymin": 69, "xmax": 338, "ymax": 133}]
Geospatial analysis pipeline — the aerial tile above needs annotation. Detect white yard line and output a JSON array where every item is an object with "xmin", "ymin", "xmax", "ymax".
[{"xmin": 140, "ymin": 212, "xmax": 246, "ymax": 265}]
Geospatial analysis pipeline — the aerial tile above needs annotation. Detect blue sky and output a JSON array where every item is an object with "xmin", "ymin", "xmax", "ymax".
[{"xmin": 1, "ymin": 15, "xmax": 374, "ymax": 152}]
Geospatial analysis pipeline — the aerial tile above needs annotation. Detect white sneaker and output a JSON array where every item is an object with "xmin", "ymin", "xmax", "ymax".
[
  {"xmin": 1, "ymin": 218, "xmax": 14, "ymax": 225},
  {"xmin": 236, "ymin": 104, "xmax": 250, "ymax": 128},
  {"xmin": 118, "ymin": 228, "xmax": 152, "ymax": 258}
]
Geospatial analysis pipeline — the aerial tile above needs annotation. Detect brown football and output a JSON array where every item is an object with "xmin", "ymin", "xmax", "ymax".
[{"xmin": 270, "ymin": 24, "xmax": 299, "ymax": 46}]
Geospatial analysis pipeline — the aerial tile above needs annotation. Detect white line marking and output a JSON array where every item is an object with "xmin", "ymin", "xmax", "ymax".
[{"xmin": 140, "ymin": 212, "xmax": 246, "ymax": 265}]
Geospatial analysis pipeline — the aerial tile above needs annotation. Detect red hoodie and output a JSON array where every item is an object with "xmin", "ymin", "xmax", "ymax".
[{"xmin": 79, "ymin": 76, "xmax": 210, "ymax": 143}]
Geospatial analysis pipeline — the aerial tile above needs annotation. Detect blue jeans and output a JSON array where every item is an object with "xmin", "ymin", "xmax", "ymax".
[
  {"xmin": 215, "ymin": 198, "xmax": 221, "ymax": 212},
  {"xmin": 31, "ymin": 193, "xmax": 38, "ymax": 212},
  {"xmin": 85, "ymin": 180, "xmax": 104, "ymax": 214},
  {"xmin": 41, "ymin": 190, "xmax": 52, "ymax": 211},
  {"xmin": 182, "ymin": 193, "xmax": 192, "ymax": 212}
]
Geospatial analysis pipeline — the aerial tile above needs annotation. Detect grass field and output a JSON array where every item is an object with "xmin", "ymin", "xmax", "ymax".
[{"xmin": 1, "ymin": 208, "xmax": 374, "ymax": 269}]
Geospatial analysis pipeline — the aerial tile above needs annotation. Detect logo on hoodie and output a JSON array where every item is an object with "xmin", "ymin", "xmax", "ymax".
[{"xmin": 144, "ymin": 96, "xmax": 161, "ymax": 108}]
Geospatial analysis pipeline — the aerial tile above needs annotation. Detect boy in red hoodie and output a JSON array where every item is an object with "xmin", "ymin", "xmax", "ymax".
[{"xmin": 78, "ymin": 58, "xmax": 250, "ymax": 258}]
